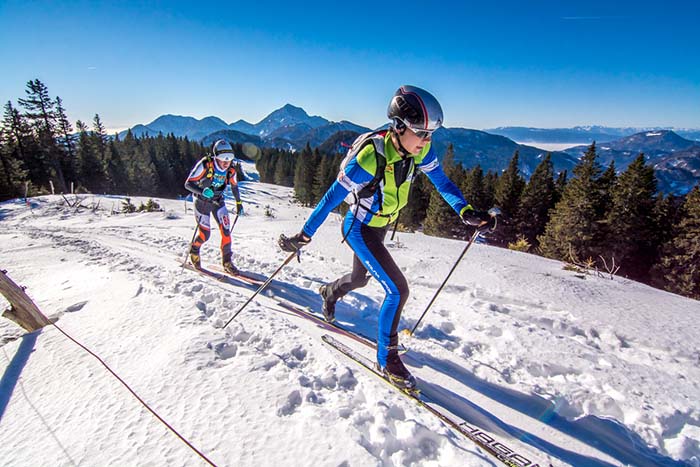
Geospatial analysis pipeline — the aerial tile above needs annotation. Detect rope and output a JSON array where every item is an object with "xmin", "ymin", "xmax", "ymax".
[{"xmin": 48, "ymin": 321, "xmax": 218, "ymax": 466}]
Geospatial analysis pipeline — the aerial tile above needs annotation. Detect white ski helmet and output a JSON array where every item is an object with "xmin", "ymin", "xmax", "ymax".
[{"xmin": 213, "ymin": 140, "xmax": 235, "ymax": 162}]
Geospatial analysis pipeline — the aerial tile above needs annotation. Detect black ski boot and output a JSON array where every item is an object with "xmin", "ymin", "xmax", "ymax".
[
  {"xmin": 189, "ymin": 247, "xmax": 202, "ymax": 269},
  {"xmin": 222, "ymin": 259, "xmax": 239, "ymax": 276},
  {"xmin": 379, "ymin": 350, "xmax": 417, "ymax": 391},
  {"xmin": 319, "ymin": 284, "xmax": 336, "ymax": 323}
]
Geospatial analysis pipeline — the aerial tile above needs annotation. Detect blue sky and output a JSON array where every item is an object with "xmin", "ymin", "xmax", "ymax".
[{"xmin": 1, "ymin": 0, "xmax": 698, "ymax": 133}]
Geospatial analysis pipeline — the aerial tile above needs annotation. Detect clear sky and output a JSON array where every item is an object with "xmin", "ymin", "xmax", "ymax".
[{"xmin": 1, "ymin": 0, "xmax": 699, "ymax": 133}]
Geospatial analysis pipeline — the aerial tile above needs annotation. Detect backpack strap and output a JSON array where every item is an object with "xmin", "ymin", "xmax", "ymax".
[
  {"xmin": 345, "ymin": 130, "xmax": 387, "ymax": 201},
  {"xmin": 355, "ymin": 138, "xmax": 386, "ymax": 200},
  {"xmin": 198, "ymin": 156, "xmax": 214, "ymax": 188}
]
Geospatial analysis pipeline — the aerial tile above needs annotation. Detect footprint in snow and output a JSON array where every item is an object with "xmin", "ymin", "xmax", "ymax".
[
  {"xmin": 196, "ymin": 301, "xmax": 213, "ymax": 317},
  {"xmin": 208, "ymin": 341, "xmax": 237, "ymax": 360},
  {"xmin": 64, "ymin": 300, "xmax": 88, "ymax": 313},
  {"xmin": 277, "ymin": 390, "xmax": 302, "ymax": 416}
]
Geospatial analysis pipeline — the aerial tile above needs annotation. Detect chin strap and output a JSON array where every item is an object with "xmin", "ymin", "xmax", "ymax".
[{"xmin": 390, "ymin": 125, "xmax": 411, "ymax": 158}]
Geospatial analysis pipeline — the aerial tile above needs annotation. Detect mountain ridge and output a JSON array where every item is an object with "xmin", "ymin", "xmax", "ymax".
[{"xmin": 119, "ymin": 107, "xmax": 700, "ymax": 194}]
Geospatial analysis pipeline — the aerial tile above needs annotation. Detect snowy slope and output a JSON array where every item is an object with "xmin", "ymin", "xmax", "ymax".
[{"xmin": 0, "ymin": 161, "xmax": 698, "ymax": 467}]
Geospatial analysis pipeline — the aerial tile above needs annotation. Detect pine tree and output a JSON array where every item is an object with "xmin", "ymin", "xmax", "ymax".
[
  {"xmin": 604, "ymin": 154, "xmax": 658, "ymax": 281},
  {"xmin": 554, "ymin": 169, "xmax": 568, "ymax": 204},
  {"xmin": 538, "ymin": 142, "xmax": 604, "ymax": 263},
  {"xmin": 461, "ymin": 165, "xmax": 486, "ymax": 210},
  {"xmin": 55, "ymin": 96, "xmax": 78, "ymax": 190},
  {"xmin": 652, "ymin": 186, "xmax": 700, "ymax": 299},
  {"xmin": 106, "ymin": 139, "xmax": 129, "ymax": 194},
  {"xmin": 18, "ymin": 79, "xmax": 67, "ymax": 192},
  {"xmin": 423, "ymin": 144, "xmax": 465, "ymax": 238},
  {"xmin": 483, "ymin": 170, "xmax": 498, "ymax": 210},
  {"xmin": 516, "ymin": 153, "xmax": 556, "ymax": 248},
  {"xmin": 598, "ymin": 161, "xmax": 617, "ymax": 218},
  {"xmin": 399, "ymin": 172, "xmax": 430, "ymax": 231},
  {"xmin": 652, "ymin": 192, "xmax": 683, "ymax": 261},
  {"xmin": 493, "ymin": 150, "xmax": 525, "ymax": 245},
  {"xmin": 91, "ymin": 114, "xmax": 108, "ymax": 163},
  {"xmin": 0, "ymin": 126, "xmax": 24, "ymax": 200},
  {"xmin": 0, "ymin": 102, "xmax": 30, "ymax": 198},
  {"xmin": 274, "ymin": 152, "xmax": 295, "ymax": 187},
  {"xmin": 311, "ymin": 154, "xmax": 334, "ymax": 204},
  {"xmin": 293, "ymin": 143, "xmax": 316, "ymax": 205},
  {"xmin": 150, "ymin": 134, "xmax": 177, "ymax": 196},
  {"xmin": 75, "ymin": 120, "xmax": 104, "ymax": 193}
]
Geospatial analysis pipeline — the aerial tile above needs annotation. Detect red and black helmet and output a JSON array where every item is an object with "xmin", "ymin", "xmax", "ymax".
[{"xmin": 387, "ymin": 85, "xmax": 443, "ymax": 135}]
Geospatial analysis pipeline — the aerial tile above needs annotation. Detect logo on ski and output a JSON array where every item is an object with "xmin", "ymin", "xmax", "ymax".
[{"xmin": 459, "ymin": 422, "xmax": 542, "ymax": 467}]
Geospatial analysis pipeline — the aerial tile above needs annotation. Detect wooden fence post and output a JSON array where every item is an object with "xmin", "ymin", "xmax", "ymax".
[{"xmin": 0, "ymin": 270, "xmax": 51, "ymax": 332}]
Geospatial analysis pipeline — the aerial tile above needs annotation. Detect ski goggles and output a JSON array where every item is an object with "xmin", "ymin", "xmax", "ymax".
[
  {"xmin": 214, "ymin": 150, "xmax": 236, "ymax": 162},
  {"xmin": 396, "ymin": 118, "xmax": 436, "ymax": 140}
]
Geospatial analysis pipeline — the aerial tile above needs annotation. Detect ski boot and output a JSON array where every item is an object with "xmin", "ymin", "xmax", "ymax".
[
  {"xmin": 378, "ymin": 350, "xmax": 417, "ymax": 391},
  {"xmin": 318, "ymin": 284, "xmax": 336, "ymax": 323},
  {"xmin": 189, "ymin": 247, "xmax": 202, "ymax": 269},
  {"xmin": 222, "ymin": 259, "xmax": 239, "ymax": 276}
]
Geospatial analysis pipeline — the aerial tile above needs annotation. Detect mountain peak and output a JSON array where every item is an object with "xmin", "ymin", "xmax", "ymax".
[
  {"xmin": 269, "ymin": 103, "xmax": 309, "ymax": 119},
  {"xmin": 254, "ymin": 104, "xmax": 328, "ymax": 137},
  {"xmin": 617, "ymin": 129, "xmax": 691, "ymax": 146},
  {"xmin": 281, "ymin": 103, "xmax": 303, "ymax": 111}
]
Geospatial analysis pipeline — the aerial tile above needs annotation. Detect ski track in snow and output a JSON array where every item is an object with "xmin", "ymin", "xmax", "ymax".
[
  {"xmin": 1, "ymin": 169, "xmax": 698, "ymax": 466},
  {"xmin": 0, "ymin": 197, "xmax": 493, "ymax": 466}
]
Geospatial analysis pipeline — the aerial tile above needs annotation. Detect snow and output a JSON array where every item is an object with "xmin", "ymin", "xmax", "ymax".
[
  {"xmin": 514, "ymin": 142, "xmax": 582, "ymax": 152},
  {"xmin": 1, "ymin": 160, "xmax": 699, "ymax": 467}
]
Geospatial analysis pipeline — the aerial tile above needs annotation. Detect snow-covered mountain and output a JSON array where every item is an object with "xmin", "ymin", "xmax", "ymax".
[
  {"xmin": 119, "ymin": 108, "xmax": 699, "ymax": 193},
  {"xmin": 487, "ymin": 126, "xmax": 700, "ymax": 144},
  {"xmin": 431, "ymin": 127, "xmax": 579, "ymax": 178},
  {"xmin": 1, "ymin": 162, "xmax": 698, "ymax": 466},
  {"xmin": 266, "ymin": 120, "xmax": 371, "ymax": 148},
  {"xmin": 121, "ymin": 104, "xmax": 338, "ymax": 144},
  {"xmin": 562, "ymin": 130, "xmax": 700, "ymax": 194},
  {"xmin": 119, "ymin": 114, "xmax": 231, "ymax": 141},
  {"xmin": 229, "ymin": 118, "xmax": 256, "ymax": 135},
  {"xmin": 252, "ymin": 103, "xmax": 329, "ymax": 137}
]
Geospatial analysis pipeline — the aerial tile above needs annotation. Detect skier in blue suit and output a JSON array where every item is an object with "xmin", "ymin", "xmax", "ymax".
[{"xmin": 280, "ymin": 86, "xmax": 494, "ymax": 389}]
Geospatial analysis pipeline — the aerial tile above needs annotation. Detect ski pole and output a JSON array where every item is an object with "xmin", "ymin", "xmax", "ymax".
[
  {"xmin": 222, "ymin": 250, "xmax": 299, "ymax": 328},
  {"xmin": 390, "ymin": 213, "xmax": 400, "ymax": 241},
  {"xmin": 230, "ymin": 212, "xmax": 240, "ymax": 231},
  {"xmin": 402, "ymin": 228, "xmax": 481, "ymax": 337}
]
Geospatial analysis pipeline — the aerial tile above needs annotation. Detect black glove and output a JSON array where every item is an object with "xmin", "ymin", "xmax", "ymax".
[
  {"xmin": 461, "ymin": 207, "xmax": 492, "ymax": 227},
  {"xmin": 236, "ymin": 201, "xmax": 244, "ymax": 215},
  {"xmin": 279, "ymin": 232, "xmax": 311, "ymax": 252}
]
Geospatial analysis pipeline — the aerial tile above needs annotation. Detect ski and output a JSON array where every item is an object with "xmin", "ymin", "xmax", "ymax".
[
  {"xmin": 180, "ymin": 260, "xmax": 263, "ymax": 286},
  {"xmin": 272, "ymin": 300, "xmax": 412, "ymax": 354},
  {"xmin": 322, "ymin": 334, "xmax": 546, "ymax": 467},
  {"xmin": 273, "ymin": 299, "xmax": 379, "ymax": 350},
  {"xmin": 208, "ymin": 264, "xmax": 265, "ymax": 286},
  {"xmin": 181, "ymin": 261, "xmax": 227, "ymax": 281}
]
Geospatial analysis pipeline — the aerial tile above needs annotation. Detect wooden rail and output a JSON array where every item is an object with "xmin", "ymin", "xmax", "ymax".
[{"xmin": 0, "ymin": 270, "xmax": 51, "ymax": 331}]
